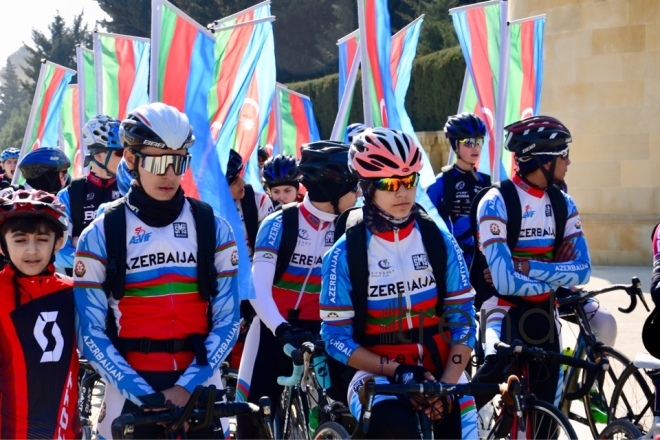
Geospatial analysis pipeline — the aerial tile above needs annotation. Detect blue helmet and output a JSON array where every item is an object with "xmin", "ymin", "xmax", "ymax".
[
  {"xmin": 18, "ymin": 147, "xmax": 70, "ymax": 180},
  {"xmin": 346, "ymin": 123, "xmax": 367, "ymax": 143},
  {"xmin": 1, "ymin": 148, "xmax": 20, "ymax": 163},
  {"xmin": 83, "ymin": 115, "xmax": 122, "ymax": 152},
  {"xmin": 444, "ymin": 113, "xmax": 487, "ymax": 150},
  {"xmin": 262, "ymin": 155, "xmax": 300, "ymax": 188}
]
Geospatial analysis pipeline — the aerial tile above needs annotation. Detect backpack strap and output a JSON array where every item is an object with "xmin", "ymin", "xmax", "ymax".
[
  {"xmin": 241, "ymin": 184, "xmax": 259, "ymax": 250},
  {"xmin": 498, "ymin": 179, "xmax": 522, "ymax": 251},
  {"xmin": 343, "ymin": 208, "xmax": 370, "ymax": 345},
  {"xmin": 414, "ymin": 207, "xmax": 448, "ymax": 314},
  {"xmin": 69, "ymin": 177, "xmax": 87, "ymax": 238},
  {"xmin": 187, "ymin": 197, "xmax": 218, "ymax": 300},
  {"xmin": 439, "ymin": 164, "xmax": 455, "ymax": 223},
  {"xmin": 546, "ymin": 184, "xmax": 568, "ymax": 253},
  {"xmin": 102, "ymin": 197, "xmax": 128, "ymax": 300},
  {"xmin": 273, "ymin": 202, "xmax": 300, "ymax": 284}
]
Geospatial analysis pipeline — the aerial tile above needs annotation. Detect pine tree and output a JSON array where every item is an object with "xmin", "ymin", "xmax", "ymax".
[{"xmin": 0, "ymin": 60, "xmax": 26, "ymax": 128}]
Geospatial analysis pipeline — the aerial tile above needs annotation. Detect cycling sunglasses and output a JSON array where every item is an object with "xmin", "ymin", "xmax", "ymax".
[
  {"xmin": 374, "ymin": 173, "xmax": 419, "ymax": 192},
  {"xmin": 533, "ymin": 147, "xmax": 570, "ymax": 160},
  {"xmin": 135, "ymin": 152, "xmax": 192, "ymax": 176},
  {"xmin": 458, "ymin": 138, "xmax": 484, "ymax": 148}
]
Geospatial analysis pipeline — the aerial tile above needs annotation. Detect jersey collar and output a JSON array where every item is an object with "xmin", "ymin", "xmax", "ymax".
[
  {"xmin": 512, "ymin": 173, "xmax": 546, "ymax": 198},
  {"xmin": 374, "ymin": 220, "xmax": 415, "ymax": 242},
  {"xmin": 88, "ymin": 172, "xmax": 117, "ymax": 188}
]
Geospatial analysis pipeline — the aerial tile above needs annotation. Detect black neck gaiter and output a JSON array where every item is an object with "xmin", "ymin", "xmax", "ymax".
[{"xmin": 126, "ymin": 181, "xmax": 185, "ymax": 227}]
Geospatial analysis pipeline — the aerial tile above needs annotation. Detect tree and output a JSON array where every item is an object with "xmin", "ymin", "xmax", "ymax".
[
  {"xmin": 0, "ymin": 60, "xmax": 26, "ymax": 128},
  {"xmin": 0, "ymin": 100, "xmax": 29, "ymax": 149}
]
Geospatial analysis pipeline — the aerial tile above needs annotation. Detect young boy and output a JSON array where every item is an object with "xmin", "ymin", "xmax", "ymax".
[{"xmin": 0, "ymin": 188, "xmax": 79, "ymax": 439}]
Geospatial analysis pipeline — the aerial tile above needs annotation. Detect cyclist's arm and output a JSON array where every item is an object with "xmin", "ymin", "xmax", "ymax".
[
  {"xmin": 74, "ymin": 221, "xmax": 156, "ymax": 405},
  {"xmin": 175, "ymin": 216, "xmax": 240, "ymax": 393},
  {"xmin": 526, "ymin": 194, "xmax": 591, "ymax": 286},
  {"xmin": 320, "ymin": 238, "xmax": 360, "ymax": 365},
  {"xmin": 477, "ymin": 189, "xmax": 555, "ymax": 297},
  {"xmin": 55, "ymin": 187, "xmax": 75, "ymax": 269},
  {"xmin": 249, "ymin": 211, "xmax": 288, "ymax": 333},
  {"xmin": 651, "ymin": 224, "xmax": 660, "ymax": 306}
]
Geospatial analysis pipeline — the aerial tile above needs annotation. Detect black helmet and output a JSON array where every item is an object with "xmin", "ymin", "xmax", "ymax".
[
  {"xmin": 504, "ymin": 115, "xmax": 572, "ymax": 158},
  {"xmin": 257, "ymin": 146, "xmax": 270, "ymax": 162},
  {"xmin": 262, "ymin": 155, "xmax": 300, "ymax": 188},
  {"xmin": 226, "ymin": 149, "xmax": 244, "ymax": 182},
  {"xmin": 120, "ymin": 103, "xmax": 194, "ymax": 151},
  {"xmin": 299, "ymin": 141, "xmax": 357, "ymax": 184},
  {"xmin": 444, "ymin": 113, "xmax": 487, "ymax": 150},
  {"xmin": 18, "ymin": 147, "xmax": 70, "ymax": 179}
]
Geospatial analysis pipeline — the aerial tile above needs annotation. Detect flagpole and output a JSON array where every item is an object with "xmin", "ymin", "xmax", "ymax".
[
  {"xmin": 357, "ymin": 0, "xmax": 373, "ymax": 126},
  {"xmin": 337, "ymin": 29, "xmax": 359, "ymax": 45},
  {"xmin": 392, "ymin": 14, "xmax": 425, "ymax": 39},
  {"xmin": 76, "ymin": 46, "xmax": 89, "ymax": 162},
  {"xmin": 94, "ymin": 32, "xmax": 150, "ymax": 43},
  {"xmin": 93, "ymin": 32, "xmax": 103, "ymax": 114},
  {"xmin": 492, "ymin": 0, "xmax": 510, "ymax": 182},
  {"xmin": 330, "ymin": 46, "xmax": 361, "ymax": 141},
  {"xmin": 211, "ymin": 0, "xmax": 271, "ymax": 27},
  {"xmin": 274, "ymin": 83, "xmax": 284, "ymax": 156},
  {"xmin": 210, "ymin": 16, "xmax": 275, "ymax": 34},
  {"xmin": 160, "ymin": 0, "xmax": 215, "ymax": 38},
  {"xmin": 509, "ymin": 14, "xmax": 546, "ymax": 25},
  {"xmin": 449, "ymin": 0, "xmax": 501, "ymax": 15}
]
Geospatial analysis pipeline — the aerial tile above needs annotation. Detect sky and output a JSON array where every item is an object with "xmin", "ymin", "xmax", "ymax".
[{"xmin": 0, "ymin": 0, "xmax": 109, "ymax": 64}]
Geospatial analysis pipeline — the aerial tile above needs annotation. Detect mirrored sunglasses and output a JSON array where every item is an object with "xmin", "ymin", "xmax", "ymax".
[
  {"xmin": 533, "ymin": 148, "xmax": 569, "ymax": 160},
  {"xmin": 459, "ymin": 138, "xmax": 484, "ymax": 148},
  {"xmin": 374, "ymin": 173, "xmax": 420, "ymax": 192},
  {"xmin": 135, "ymin": 152, "xmax": 191, "ymax": 176}
]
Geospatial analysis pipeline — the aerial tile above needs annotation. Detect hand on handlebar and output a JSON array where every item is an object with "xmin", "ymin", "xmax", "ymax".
[
  {"xmin": 275, "ymin": 323, "xmax": 314, "ymax": 348},
  {"xmin": 393, "ymin": 364, "xmax": 433, "ymax": 384}
]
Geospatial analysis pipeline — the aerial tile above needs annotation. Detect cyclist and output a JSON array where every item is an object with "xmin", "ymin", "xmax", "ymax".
[
  {"xmin": 0, "ymin": 188, "xmax": 79, "ymax": 439},
  {"xmin": 346, "ymin": 122, "xmax": 367, "ymax": 143},
  {"xmin": 472, "ymin": 115, "xmax": 591, "ymax": 408},
  {"xmin": 227, "ymin": 148, "xmax": 273, "ymax": 259},
  {"xmin": 0, "ymin": 147, "xmax": 20, "ymax": 188},
  {"xmin": 74, "ymin": 102, "xmax": 240, "ymax": 439},
  {"xmin": 320, "ymin": 127, "xmax": 476, "ymax": 439},
  {"xmin": 426, "ymin": 113, "xmax": 490, "ymax": 265},
  {"xmin": 236, "ymin": 140, "xmax": 359, "ymax": 439},
  {"xmin": 18, "ymin": 147, "xmax": 70, "ymax": 194},
  {"xmin": 257, "ymin": 146, "xmax": 269, "ymax": 181},
  {"xmin": 262, "ymin": 154, "xmax": 301, "ymax": 209},
  {"xmin": 653, "ymin": 223, "xmax": 660, "ymax": 306},
  {"xmin": 55, "ymin": 115, "xmax": 123, "ymax": 273}
]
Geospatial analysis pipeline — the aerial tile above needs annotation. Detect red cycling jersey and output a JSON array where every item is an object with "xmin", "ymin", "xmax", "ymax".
[{"xmin": 0, "ymin": 265, "xmax": 80, "ymax": 439}]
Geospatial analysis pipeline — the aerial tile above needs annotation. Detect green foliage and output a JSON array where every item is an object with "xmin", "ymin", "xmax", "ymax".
[
  {"xmin": 288, "ymin": 45, "xmax": 465, "ymax": 137},
  {"xmin": 0, "ymin": 60, "xmax": 26, "ymax": 128},
  {"xmin": 0, "ymin": 101, "xmax": 29, "ymax": 149}
]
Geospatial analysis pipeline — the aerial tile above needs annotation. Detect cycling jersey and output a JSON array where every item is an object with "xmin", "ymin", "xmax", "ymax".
[
  {"xmin": 56, "ymin": 173, "xmax": 121, "ymax": 269},
  {"xmin": 0, "ymin": 265, "xmax": 79, "ymax": 439},
  {"xmin": 426, "ymin": 165, "xmax": 490, "ymax": 264},
  {"xmin": 74, "ymin": 198, "xmax": 240, "ymax": 406},
  {"xmin": 0, "ymin": 174, "xmax": 11, "ymax": 189}
]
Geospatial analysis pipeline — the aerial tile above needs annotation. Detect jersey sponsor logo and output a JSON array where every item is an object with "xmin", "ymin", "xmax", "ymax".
[
  {"xmin": 545, "ymin": 204, "xmax": 552, "ymax": 217},
  {"xmin": 34, "ymin": 311, "xmax": 64, "ymax": 362},
  {"xmin": 368, "ymin": 275, "xmax": 436, "ymax": 297},
  {"xmin": 74, "ymin": 260, "xmax": 86, "ymax": 277},
  {"xmin": 324, "ymin": 230, "xmax": 334, "ymax": 245},
  {"xmin": 290, "ymin": 252, "xmax": 322, "ymax": 266},
  {"xmin": 455, "ymin": 181, "xmax": 465, "ymax": 191},
  {"xmin": 56, "ymin": 371, "xmax": 75, "ymax": 438},
  {"xmin": 129, "ymin": 226, "xmax": 152, "ymax": 244},
  {"xmin": 519, "ymin": 227, "xmax": 555, "ymax": 238},
  {"xmin": 327, "ymin": 312, "xmax": 339, "ymax": 318},
  {"xmin": 112, "ymin": 190, "xmax": 121, "ymax": 199},
  {"xmin": 231, "ymin": 249, "xmax": 238, "ymax": 266},
  {"xmin": 490, "ymin": 223, "xmax": 501, "ymax": 235},
  {"xmin": 522, "ymin": 205, "xmax": 535, "ymax": 219},
  {"xmin": 173, "ymin": 222, "xmax": 188, "ymax": 238},
  {"xmin": 411, "ymin": 254, "xmax": 429, "ymax": 270},
  {"xmin": 84, "ymin": 210, "xmax": 96, "ymax": 222},
  {"xmin": 127, "ymin": 251, "xmax": 197, "ymax": 270},
  {"xmin": 86, "ymin": 192, "xmax": 95, "ymax": 200},
  {"xmin": 262, "ymin": 252, "xmax": 275, "ymax": 259},
  {"xmin": 378, "ymin": 259, "xmax": 392, "ymax": 270},
  {"xmin": 575, "ymin": 220, "xmax": 582, "ymax": 230},
  {"xmin": 298, "ymin": 228, "xmax": 310, "ymax": 240}
]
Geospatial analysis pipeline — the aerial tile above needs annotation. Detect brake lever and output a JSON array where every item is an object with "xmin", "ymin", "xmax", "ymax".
[{"xmin": 633, "ymin": 276, "xmax": 651, "ymax": 312}]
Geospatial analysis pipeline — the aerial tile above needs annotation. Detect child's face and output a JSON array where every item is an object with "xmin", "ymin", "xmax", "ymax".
[{"xmin": 3, "ymin": 229, "xmax": 63, "ymax": 276}]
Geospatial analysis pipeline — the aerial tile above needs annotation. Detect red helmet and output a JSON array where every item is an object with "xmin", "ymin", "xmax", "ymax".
[
  {"xmin": 0, "ymin": 189, "xmax": 69, "ymax": 231},
  {"xmin": 349, "ymin": 127, "xmax": 423, "ymax": 178}
]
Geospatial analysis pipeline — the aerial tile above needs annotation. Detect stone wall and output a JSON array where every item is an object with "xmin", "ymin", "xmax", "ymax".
[{"xmin": 505, "ymin": 0, "xmax": 660, "ymax": 265}]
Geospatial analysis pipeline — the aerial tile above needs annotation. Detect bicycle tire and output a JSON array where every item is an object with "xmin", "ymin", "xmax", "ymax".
[
  {"xmin": 313, "ymin": 421, "xmax": 351, "ymax": 440},
  {"xmin": 488, "ymin": 398, "xmax": 578, "ymax": 439},
  {"xmin": 275, "ymin": 387, "xmax": 310, "ymax": 439},
  {"xmin": 598, "ymin": 419, "xmax": 643, "ymax": 439},
  {"xmin": 608, "ymin": 362, "xmax": 654, "ymax": 433}
]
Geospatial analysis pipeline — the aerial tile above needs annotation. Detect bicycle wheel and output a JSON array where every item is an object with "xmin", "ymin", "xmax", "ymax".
[
  {"xmin": 313, "ymin": 421, "xmax": 350, "ymax": 440},
  {"xmin": 608, "ymin": 363, "xmax": 654, "ymax": 433},
  {"xmin": 583, "ymin": 346, "xmax": 648, "ymax": 436},
  {"xmin": 275, "ymin": 387, "xmax": 310, "ymax": 439},
  {"xmin": 489, "ymin": 398, "xmax": 578, "ymax": 439},
  {"xmin": 598, "ymin": 419, "xmax": 643, "ymax": 439}
]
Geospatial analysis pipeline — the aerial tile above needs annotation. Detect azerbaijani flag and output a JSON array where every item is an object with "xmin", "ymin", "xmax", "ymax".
[
  {"xmin": 277, "ymin": 84, "xmax": 320, "ymax": 158},
  {"xmin": 331, "ymin": 31, "xmax": 361, "ymax": 142},
  {"xmin": 338, "ymin": 29, "xmax": 359, "ymax": 105},
  {"xmin": 456, "ymin": 71, "xmax": 493, "ymax": 176},
  {"xmin": 76, "ymin": 46, "xmax": 97, "ymax": 145},
  {"xmin": 150, "ymin": 0, "xmax": 254, "ymax": 300},
  {"xmin": 94, "ymin": 32, "xmax": 150, "ymax": 120},
  {"xmin": 59, "ymin": 85, "xmax": 84, "ymax": 178},
  {"xmin": 357, "ymin": 0, "xmax": 400, "ymax": 128}
]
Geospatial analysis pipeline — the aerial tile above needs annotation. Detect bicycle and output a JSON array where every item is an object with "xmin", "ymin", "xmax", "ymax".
[
  {"xmin": 607, "ymin": 352, "xmax": 659, "ymax": 436},
  {"xmin": 110, "ymin": 385, "xmax": 274, "ymax": 439},
  {"xmin": 555, "ymin": 277, "xmax": 650, "ymax": 437},
  {"xmin": 479, "ymin": 339, "xmax": 611, "ymax": 439},
  {"xmin": 78, "ymin": 358, "xmax": 102, "ymax": 440},
  {"xmin": 276, "ymin": 341, "xmax": 357, "ymax": 439},
  {"xmin": 354, "ymin": 374, "xmax": 522, "ymax": 439},
  {"xmin": 599, "ymin": 419, "xmax": 644, "ymax": 439}
]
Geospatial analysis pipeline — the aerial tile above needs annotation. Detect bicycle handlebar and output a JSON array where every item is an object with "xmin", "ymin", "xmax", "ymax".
[
  {"xmin": 558, "ymin": 277, "xmax": 649, "ymax": 314},
  {"xmin": 495, "ymin": 340, "xmax": 609, "ymax": 401},
  {"xmin": 276, "ymin": 340, "xmax": 326, "ymax": 387}
]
